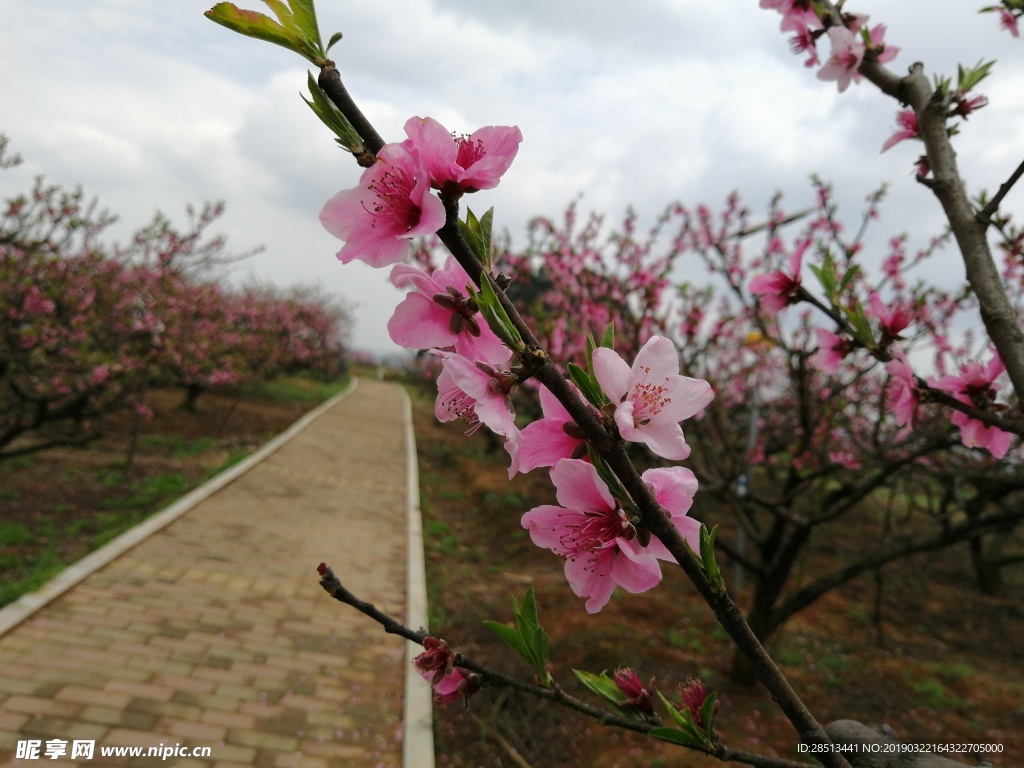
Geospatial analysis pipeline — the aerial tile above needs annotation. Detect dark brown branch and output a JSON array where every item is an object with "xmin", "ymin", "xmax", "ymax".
[
  {"xmin": 977, "ymin": 157, "xmax": 1024, "ymax": 225},
  {"xmin": 317, "ymin": 62, "xmax": 386, "ymax": 160},
  {"xmin": 317, "ymin": 565, "xmax": 813, "ymax": 768},
  {"xmin": 767, "ymin": 505, "xmax": 1024, "ymax": 634}
]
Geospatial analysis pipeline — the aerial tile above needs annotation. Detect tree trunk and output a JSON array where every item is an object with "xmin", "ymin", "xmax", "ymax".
[
  {"xmin": 969, "ymin": 534, "xmax": 1005, "ymax": 597},
  {"xmin": 181, "ymin": 384, "xmax": 204, "ymax": 412}
]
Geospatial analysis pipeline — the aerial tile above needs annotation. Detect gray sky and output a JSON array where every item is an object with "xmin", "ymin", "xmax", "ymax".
[{"xmin": 2, "ymin": 1, "xmax": 1023, "ymax": 355}]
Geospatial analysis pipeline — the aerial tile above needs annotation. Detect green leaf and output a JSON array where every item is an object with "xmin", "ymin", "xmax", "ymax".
[
  {"xmin": 600, "ymin": 322, "xmax": 615, "ymax": 350},
  {"xmin": 698, "ymin": 524, "xmax": 724, "ymax": 592},
  {"xmin": 205, "ymin": 1, "xmax": 325, "ymax": 64},
  {"xmin": 467, "ymin": 275, "xmax": 524, "ymax": 352},
  {"xmin": 701, "ymin": 692, "xmax": 718, "ymax": 741},
  {"xmin": 648, "ymin": 727, "xmax": 707, "ymax": 748},
  {"xmin": 478, "ymin": 208, "xmax": 494, "ymax": 272},
  {"xmin": 573, "ymin": 669, "xmax": 623, "ymax": 705},
  {"xmin": 326, "ymin": 30, "xmax": 342, "ymax": 53},
  {"xmin": 458, "ymin": 208, "xmax": 496, "ymax": 273},
  {"xmin": 657, "ymin": 690, "xmax": 699, "ymax": 734},
  {"xmin": 837, "ymin": 263, "xmax": 861, "ymax": 295},
  {"xmin": 302, "ymin": 72, "xmax": 364, "ymax": 153},
  {"xmin": 957, "ymin": 59, "xmax": 996, "ymax": 94},
  {"xmin": 517, "ymin": 586, "xmax": 540, "ymax": 637},
  {"xmin": 567, "ymin": 363, "xmax": 605, "ymax": 408},
  {"xmin": 585, "ymin": 334, "xmax": 597, "ymax": 377},
  {"xmin": 483, "ymin": 620, "xmax": 531, "ymax": 661}
]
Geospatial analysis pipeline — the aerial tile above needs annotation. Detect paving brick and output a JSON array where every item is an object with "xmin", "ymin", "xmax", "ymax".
[
  {"xmin": 198, "ymin": 710, "xmax": 256, "ymax": 730},
  {"xmin": 225, "ymin": 729, "xmax": 297, "ymax": 752},
  {"xmin": 105, "ymin": 680, "xmax": 175, "ymax": 702},
  {"xmin": 55, "ymin": 686, "xmax": 133, "ymax": 708},
  {"xmin": 161, "ymin": 718, "xmax": 227, "ymax": 742},
  {"xmin": 19, "ymin": 716, "xmax": 108, "ymax": 741},
  {"xmin": 127, "ymin": 697, "xmax": 202, "ymax": 720},
  {"xmin": 1, "ymin": 695, "xmax": 82, "ymax": 718},
  {"xmin": 0, "ymin": 711, "xmax": 29, "ymax": 732},
  {"xmin": 78, "ymin": 705, "xmax": 159, "ymax": 731},
  {"xmin": 150, "ymin": 673, "xmax": 215, "ymax": 694}
]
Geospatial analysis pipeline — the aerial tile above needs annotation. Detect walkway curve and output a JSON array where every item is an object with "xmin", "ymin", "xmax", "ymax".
[{"xmin": 0, "ymin": 378, "xmax": 431, "ymax": 768}]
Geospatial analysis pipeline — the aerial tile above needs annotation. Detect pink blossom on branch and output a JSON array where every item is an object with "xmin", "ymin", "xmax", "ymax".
[
  {"xmin": 809, "ymin": 328, "xmax": 853, "ymax": 374},
  {"xmin": 880, "ymin": 109, "xmax": 920, "ymax": 153},
  {"xmin": 866, "ymin": 292, "xmax": 913, "ymax": 346},
  {"xmin": 388, "ymin": 256, "xmax": 510, "ymax": 364},
  {"xmin": 612, "ymin": 668, "xmax": 656, "ymax": 716},
  {"xmin": 816, "ymin": 27, "xmax": 864, "ymax": 92},
  {"xmin": 404, "ymin": 116, "xmax": 523, "ymax": 194},
  {"xmin": 521, "ymin": 459, "xmax": 700, "ymax": 613},
  {"xmin": 748, "ymin": 239, "xmax": 808, "ymax": 313},
  {"xmin": 816, "ymin": 24, "xmax": 898, "ymax": 93},
  {"xmin": 319, "ymin": 143, "xmax": 446, "ymax": 268},
  {"xmin": 434, "ymin": 352, "xmax": 517, "ymax": 439},
  {"xmin": 592, "ymin": 336, "xmax": 714, "ymax": 461},
  {"xmin": 999, "ymin": 8, "xmax": 1021, "ymax": 37},
  {"xmin": 509, "ymin": 382, "xmax": 589, "ymax": 478},
  {"xmin": 930, "ymin": 354, "xmax": 1013, "ymax": 459},
  {"xmin": 885, "ymin": 349, "xmax": 920, "ymax": 430}
]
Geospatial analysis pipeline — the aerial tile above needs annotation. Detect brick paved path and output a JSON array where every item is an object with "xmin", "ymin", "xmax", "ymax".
[{"xmin": 0, "ymin": 379, "xmax": 413, "ymax": 768}]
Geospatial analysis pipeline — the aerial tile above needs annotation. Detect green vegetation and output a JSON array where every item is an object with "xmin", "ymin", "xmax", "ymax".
[
  {"xmin": 242, "ymin": 373, "xmax": 349, "ymax": 404},
  {"xmin": 0, "ymin": 374, "xmax": 347, "ymax": 609}
]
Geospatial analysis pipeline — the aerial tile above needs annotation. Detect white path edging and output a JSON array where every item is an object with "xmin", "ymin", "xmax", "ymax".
[
  {"xmin": 401, "ymin": 387, "xmax": 436, "ymax": 768},
  {"xmin": 0, "ymin": 378, "xmax": 359, "ymax": 638}
]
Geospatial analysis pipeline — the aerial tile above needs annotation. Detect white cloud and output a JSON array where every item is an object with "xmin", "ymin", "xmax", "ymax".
[{"xmin": 1, "ymin": 1, "xmax": 1023, "ymax": 355}]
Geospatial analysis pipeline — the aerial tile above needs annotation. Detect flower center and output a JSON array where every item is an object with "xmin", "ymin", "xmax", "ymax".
[
  {"xmin": 559, "ymin": 503, "xmax": 636, "ymax": 575},
  {"xmin": 366, "ymin": 166, "xmax": 420, "ymax": 231},
  {"xmin": 441, "ymin": 388, "xmax": 481, "ymax": 435},
  {"xmin": 630, "ymin": 366, "xmax": 671, "ymax": 425},
  {"xmin": 454, "ymin": 134, "xmax": 485, "ymax": 170}
]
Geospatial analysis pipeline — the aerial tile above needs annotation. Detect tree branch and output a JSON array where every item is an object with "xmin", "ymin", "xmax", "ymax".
[
  {"xmin": 317, "ymin": 564, "xmax": 816, "ymax": 768},
  {"xmin": 977, "ymin": 157, "xmax": 1024, "ymax": 226}
]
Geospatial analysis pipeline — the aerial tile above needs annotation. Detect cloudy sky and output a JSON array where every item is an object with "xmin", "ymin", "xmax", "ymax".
[{"xmin": 2, "ymin": 1, "xmax": 1023, "ymax": 355}]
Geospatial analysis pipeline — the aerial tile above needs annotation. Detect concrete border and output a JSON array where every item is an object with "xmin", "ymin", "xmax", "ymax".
[
  {"xmin": 0, "ymin": 377, "xmax": 359, "ymax": 638},
  {"xmin": 401, "ymin": 387, "xmax": 435, "ymax": 768}
]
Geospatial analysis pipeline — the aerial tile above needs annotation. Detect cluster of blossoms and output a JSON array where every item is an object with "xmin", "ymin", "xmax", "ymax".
[
  {"xmin": 746, "ymin": 211, "xmax": 1014, "ymax": 460},
  {"xmin": 320, "ymin": 116, "xmax": 717, "ymax": 703},
  {"xmin": 760, "ymin": 0, "xmax": 899, "ymax": 91}
]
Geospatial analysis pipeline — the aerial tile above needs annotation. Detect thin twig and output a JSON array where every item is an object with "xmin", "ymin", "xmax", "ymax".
[
  {"xmin": 316, "ymin": 564, "xmax": 812, "ymax": 768},
  {"xmin": 977, "ymin": 158, "xmax": 1024, "ymax": 225}
]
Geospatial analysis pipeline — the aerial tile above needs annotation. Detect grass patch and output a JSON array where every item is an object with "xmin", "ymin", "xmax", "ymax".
[
  {"xmin": 242, "ymin": 374, "xmax": 348, "ymax": 404},
  {"xmin": 0, "ymin": 521, "xmax": 33, "ymax": 546}
]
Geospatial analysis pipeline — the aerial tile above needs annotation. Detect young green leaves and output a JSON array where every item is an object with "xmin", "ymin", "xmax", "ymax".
[
  {"xmin": 205, "ymin": 0, "xmax": 330, "ymax": 67},
  {"xmin": 302, "ymin": 73, "xmax": 366, "ymax": 156},
  {"xmin": 483, "ymin": 587, "xmax": 553, "ymax": 686}
]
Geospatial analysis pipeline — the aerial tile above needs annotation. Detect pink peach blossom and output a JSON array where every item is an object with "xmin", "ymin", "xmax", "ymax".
[
  {"xmin": 885, "ymin": 349, "xmax": 919, "ymax": 429},
  {"xmin": 749, "ymin": 240, "xmax": 808, "ymax": 313},
  {"xmin": 930, "ymin": 354, "xmax": 1013, "ymax": 459},
  {"xmin": 816, "ymin": 27, "xmax": 864, "ymax": 92},
  {"xmin": 404, "ymin": 116, "xmax": 523, "ymax": 194},
  {"xmin": 592, "ymin": 336, "xmax": 714, "ymax": 460},
  {"xmin": 510, "ymin": 383, "xmax": 589, "ymax": 477},
  {"xmin": 809, "ymin": 328, "xmax": 852, "ymax": 374},
  {"xmin": 320, "ymin": 143, "xmax": 446, "ymax": 268},
  {"xmin": 522, "ymin": 459, "xmax": 700, "ymax": 613},
  {"xmin": 434, "ymin": 352, "xmax": 517, "ymax": 438},
  {"xmin": 388, "ymin": 256, "xmax": 510, "ymax": 364},
  {"xmin": 881, "ymin": 110, "xmax": 920, "ymax": 153}
]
